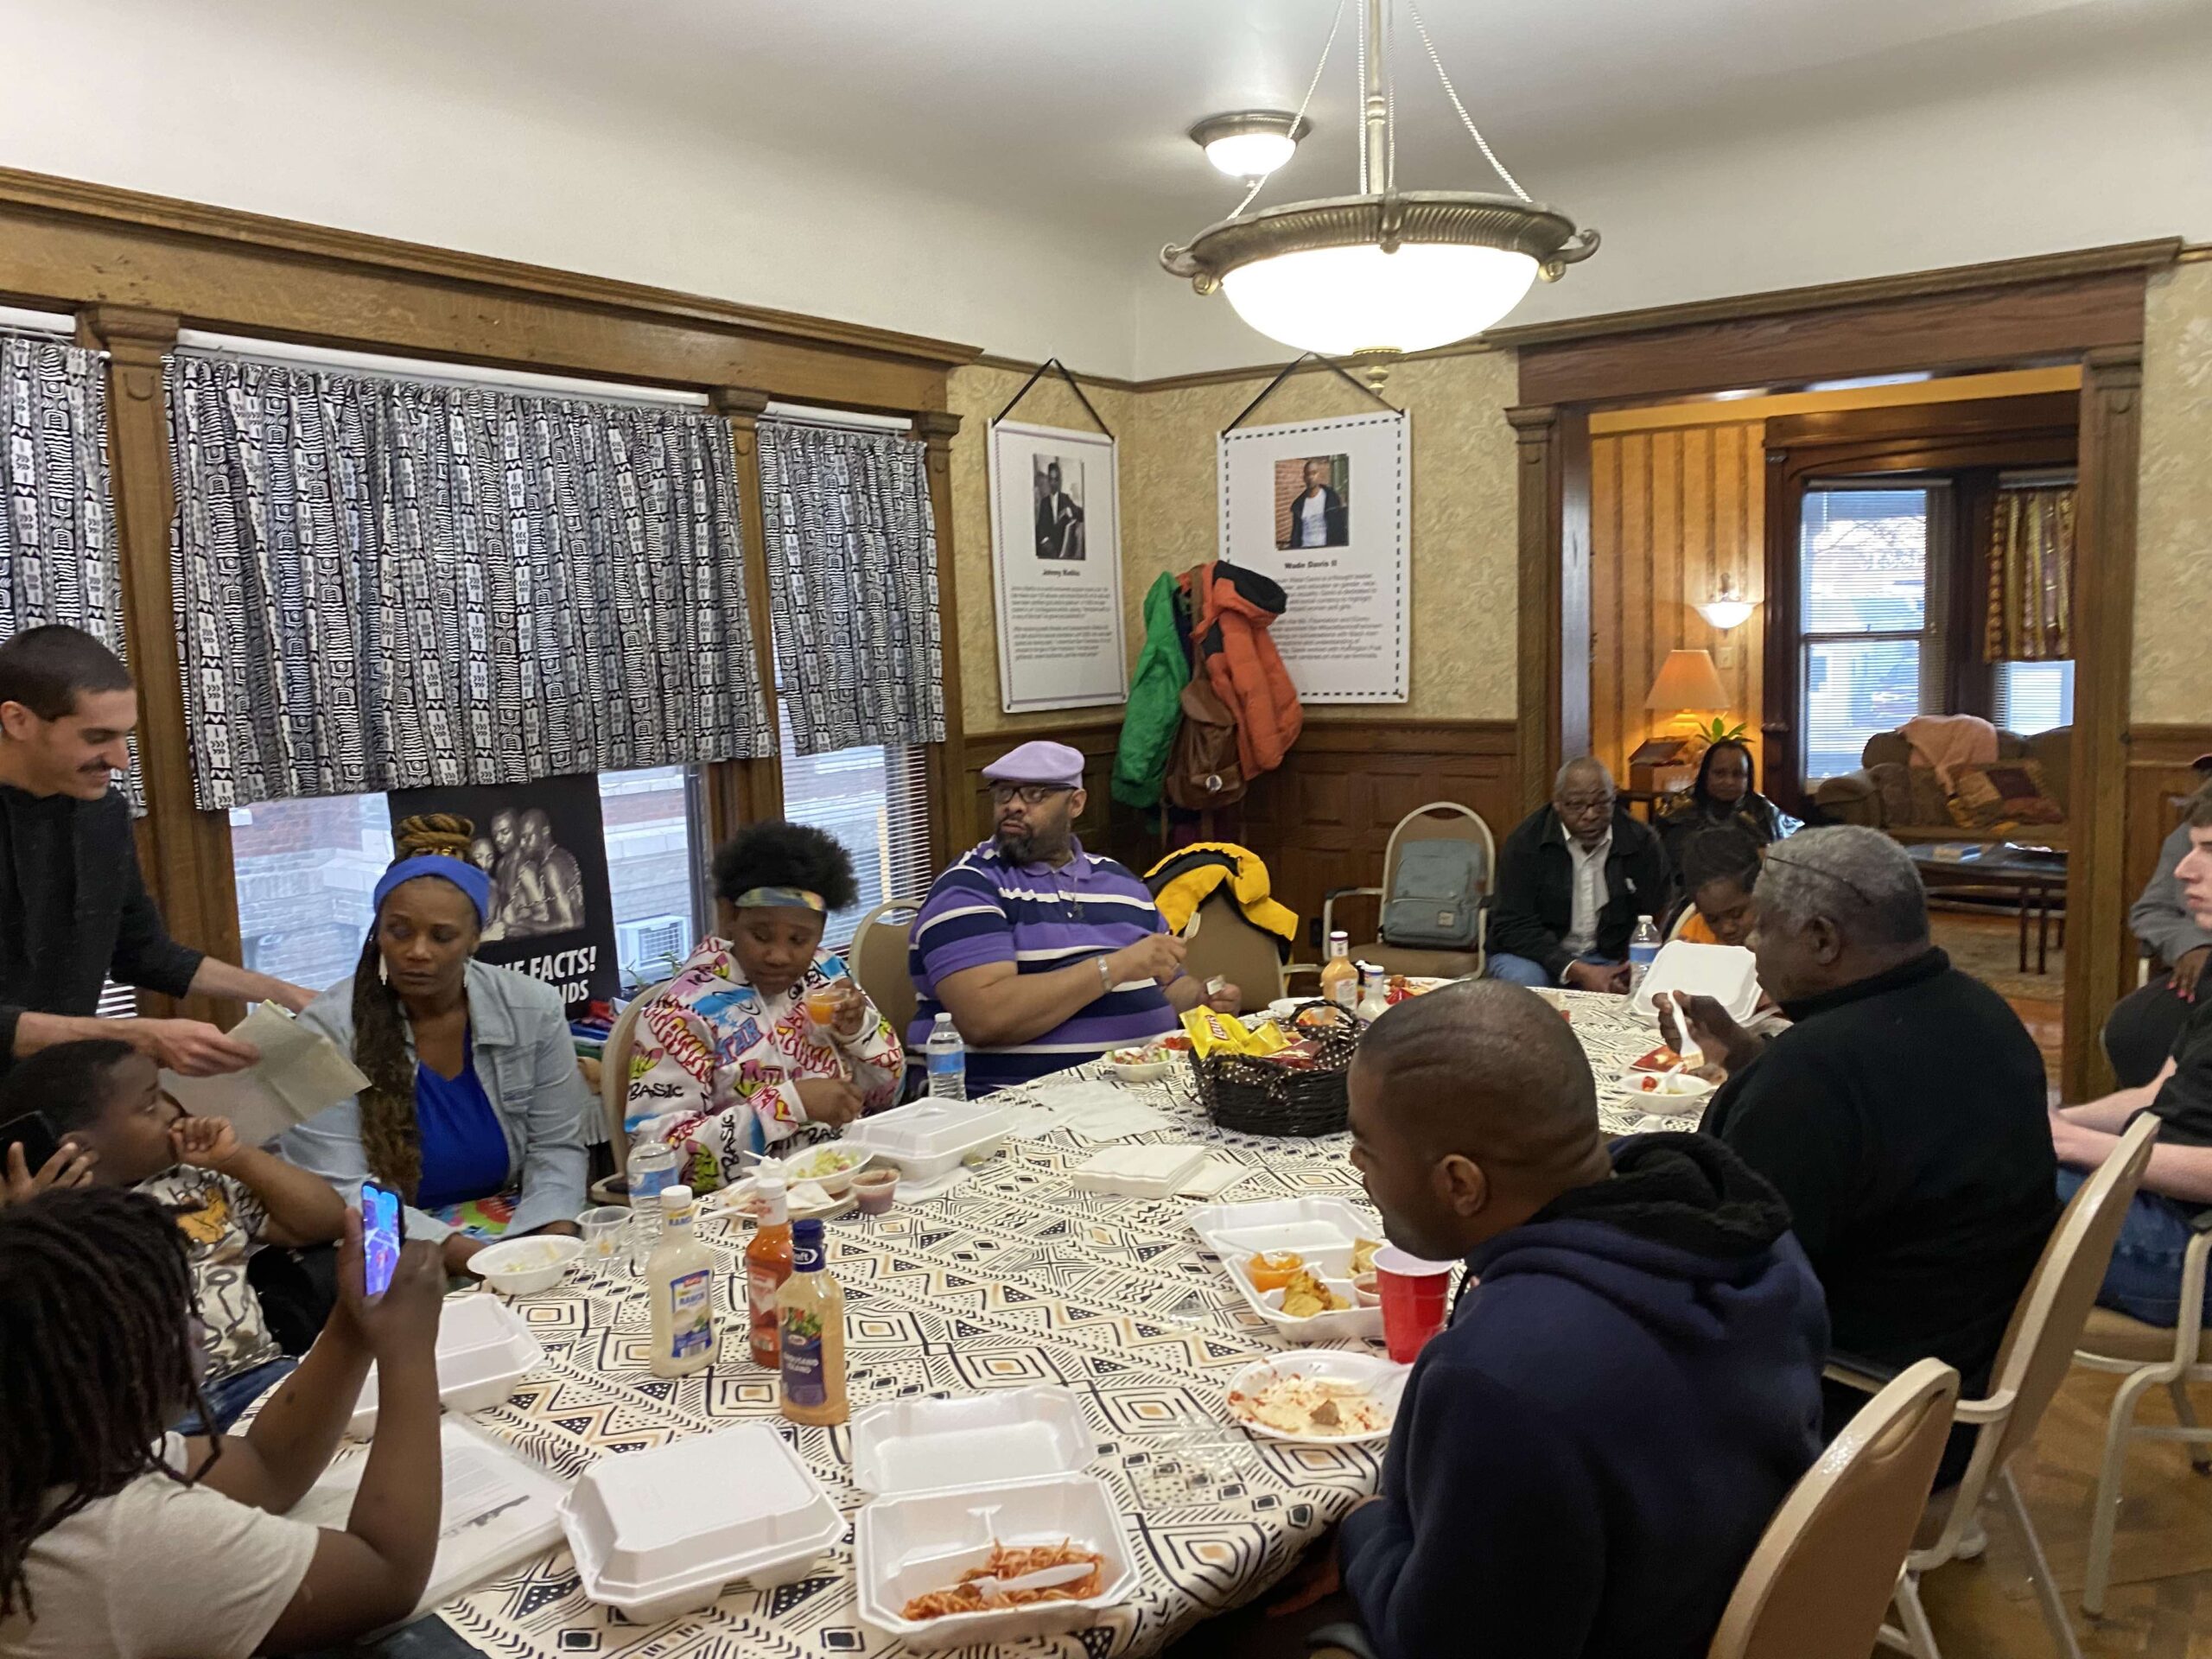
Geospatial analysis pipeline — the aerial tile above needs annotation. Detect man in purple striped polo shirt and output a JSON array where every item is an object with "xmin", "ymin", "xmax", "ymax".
[{"xmin": 908, "ymin": 741, "xmax": 1244, "ymax": 1094}]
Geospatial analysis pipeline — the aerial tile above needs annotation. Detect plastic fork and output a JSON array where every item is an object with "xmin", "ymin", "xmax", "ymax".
[{"xmin": 963, "ymin": 1561, "xmax": 1098, "ymax": 1599}]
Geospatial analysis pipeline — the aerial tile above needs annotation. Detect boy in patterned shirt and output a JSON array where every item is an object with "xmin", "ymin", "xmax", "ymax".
[{"xmin": 0, "ymin": 1038, "xmax": 346, "ymax": 1429}]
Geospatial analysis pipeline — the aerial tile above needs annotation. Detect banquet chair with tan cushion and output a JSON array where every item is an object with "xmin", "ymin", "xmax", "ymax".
[
  {"xmin": 1179, "ymin": 888, "xmax": 1293, "ymax": 1005},
  {"xmin": 1707, "ymin": 1358, "xmax": 1961, "ymax": 1659},
  {"xmin": 1832, "ymin": 1112, "xmax": 2158, "ymax": 1659},
  {"xmin": 1320, "ymin": 802, "xmax": 1495, "ymax": 980},
  {"xmin": 589, "ymin": 980, "xmax": 669, "ymax": 1202},
  {"xmin": 2070, "ymin": 1204, "xmax": 2212, "ymax": 1615},
  {"xmin": 850, "ymin": 898, "xmax": 925, "ymax": 1043}
]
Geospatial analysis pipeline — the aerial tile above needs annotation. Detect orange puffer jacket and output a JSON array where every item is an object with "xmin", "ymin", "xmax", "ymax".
[{"xmin": 1186, "ymin": 560, "xmax": 1302, "ymax": 779}]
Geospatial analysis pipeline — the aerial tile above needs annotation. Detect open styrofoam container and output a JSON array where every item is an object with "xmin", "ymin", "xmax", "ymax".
[
  {"xmin": 348, "ymin": 1293, "xmax": 545, "ymax": 1439},
  {"xmin": 851, "ymin": 1389, "xmax": 1132, "ymax": 1650},
  {"xmin": 1629, "ymin": 940, "xmax": 1762, "ymax": 1025},
  {"xmin": 1070, "ymin": 1143, "xmax": 1210, "ymax": 1199},
  {"xmin": 562, "ymin": 1423, "xmax": 842, "ymax": 1624},
  {"xmin": 849, "ymin": 1386, "xmax": 1095, "ymax": 1496},
  {"xmin": 1188, "ymin": 1197, "xmax": 1388, "ymax": 1344},
  {"xmin": 844, "ymin": 1099, "xmax": 1013, "ymax": 1182}
]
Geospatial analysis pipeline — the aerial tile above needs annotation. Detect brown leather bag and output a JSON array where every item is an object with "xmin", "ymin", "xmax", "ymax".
[{"xmin": 1166, "ymin": 675, "xmax": 1246, "ymax": 809}]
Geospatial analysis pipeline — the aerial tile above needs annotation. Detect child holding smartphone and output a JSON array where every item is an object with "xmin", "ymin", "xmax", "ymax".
[
  {"xmin": 0, "ymin": 1185, "xmax": 446, "ymax": 1657},
  {"xmin": 0, "ymin": 1038, "xmax": 346, "ymax": 1429}
]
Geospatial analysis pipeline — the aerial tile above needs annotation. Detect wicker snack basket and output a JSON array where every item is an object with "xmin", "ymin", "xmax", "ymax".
[{"xmin": 1185, "ymin": 1004, "xmax": 1359, "ymax": 1136}]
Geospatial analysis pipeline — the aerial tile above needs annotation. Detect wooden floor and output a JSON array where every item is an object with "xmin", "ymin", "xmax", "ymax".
[
  {"xmin": 1933, "ymin": 909, "xmax": 2068, "ymax": 1077},
  {"xmin": 1911, "ymin": 1365, "xmax": 2212, "ymax": 1658}
]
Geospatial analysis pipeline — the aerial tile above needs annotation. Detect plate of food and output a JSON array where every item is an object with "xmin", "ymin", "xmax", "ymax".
[
  {"xmin": 1620, "ymin": 1069, "xmax": 1717, "ymax": 1103},
  {"xmin": 1107, "ymin": 1039, "xmax": 1183, "ymax": 1083},
  {"xmin": 779, "ymin": 1141, "xmax": 874, "ymax": 1197},
  {"xmin": 715, "ymin": 1175, "xmax": 855, "ymax": 1223},
  {"xmin": 1227, "ymin": 1351, "xmax": 1407, "ymax": 1446}
]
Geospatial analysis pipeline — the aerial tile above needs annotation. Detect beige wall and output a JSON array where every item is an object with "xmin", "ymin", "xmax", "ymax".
[
  {"xmin": 2135, "ymin": 260, "xmax": 2212, "ymax": 726},
  {"xmin": 950, "ymin": 348, "xmax": 1522, "ymax": 741}
]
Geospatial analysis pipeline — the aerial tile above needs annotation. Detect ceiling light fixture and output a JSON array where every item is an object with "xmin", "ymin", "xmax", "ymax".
[
  {"xmin": 1162, "ymin": 0, "xmax": 1597, "ymax": 360},
  {"xmin": 1696, "ymin": 575, "xmax": 1756, "ymax": 631},
  {"xmin": 1190, "ymin": 111, "xmax": 1311, "ymax": 181}
]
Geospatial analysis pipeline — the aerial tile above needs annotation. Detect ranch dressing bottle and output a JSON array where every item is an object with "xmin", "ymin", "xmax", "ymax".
[{"xmin": 647, "ymin": 1185, "xmax": 721, "ymax": 1378}]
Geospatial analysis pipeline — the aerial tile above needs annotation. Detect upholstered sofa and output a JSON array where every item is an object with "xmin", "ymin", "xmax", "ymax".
[{"xmin": 1813, "ymin": 726, "xmax": 2071, "ymax": 849}]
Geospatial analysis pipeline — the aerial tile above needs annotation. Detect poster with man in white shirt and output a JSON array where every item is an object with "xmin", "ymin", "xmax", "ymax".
[
  {"xmin": 1274, "ymin": 454, "xmax": 1350, "ymax": 550},
  {"xmin": 1484, "ymin": 758, "xmax": 1670, "ymax": 992}
]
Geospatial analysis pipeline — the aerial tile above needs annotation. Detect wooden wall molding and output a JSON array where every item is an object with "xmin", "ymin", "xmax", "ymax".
[
  {"xmin": 915, "ymin": 410, "xmax": 969, "ymax": 872},
  {"xmin": 2064, "ymin": 347, "xmax": 2145, "ymax": 1097},
  {"xmin": 0, "ymin": 168, "xmax": 970, "ymax": 415}
]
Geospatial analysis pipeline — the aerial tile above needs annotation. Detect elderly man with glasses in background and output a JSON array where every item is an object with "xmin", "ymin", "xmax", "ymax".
[
  {"xmin": 1485, "ymin": 757, "xmax": 1669, "ymax": 993},
  {"xmin": 1665, "ymin": 824, "xmax": 2056, "ymax": 1484},
  {"xmin": 906, "ymin": 741, "xmax": 1242, "ymax": 1096}
]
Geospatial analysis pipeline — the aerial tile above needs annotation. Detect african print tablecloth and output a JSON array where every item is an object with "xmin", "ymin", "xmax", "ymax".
[{"xmin": 433, "ymin": 990, "xmax": 1681, "ymax": 1657}]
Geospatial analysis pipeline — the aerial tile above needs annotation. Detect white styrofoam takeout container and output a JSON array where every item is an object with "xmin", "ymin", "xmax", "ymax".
[
  {"xmin": 844, "ymin": 1099, "xmax": 1013, "ymax": 1183},
  {"xmin": 561, "ymin": 1423, "xmax": 842, "ymax": 1624},
  {"xmin": 1188, "ymin": 1196, "xmax": 1387, "ymax": 1344},
  {"xmin": 1629, "ymin": 940, "xmax": 1762, "ymax": 1025},
  {"xmin": 467, "ymin": 1232, "xmax": 585, "ymax": 1295},
  {"xmin": 849, "ymin": 1386, "xmax": 1133, "ymax": 1651},
  {"xmin": 1070, "ymin": 1143, "xmax": 1211, "ymax": 1199},
  {"xmin": 348, "ymin": 1293, "xmax": 545, "ymax": 1439},
  {"xmin": 849, "ymin": 1386, "xmax": 1095, "ymax": 1496}
]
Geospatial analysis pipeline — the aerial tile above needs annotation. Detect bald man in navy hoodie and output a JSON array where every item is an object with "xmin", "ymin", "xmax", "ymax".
[{"xmin": 1220, "ymin": 982, "xmax": 1827, "ymax": 1659}]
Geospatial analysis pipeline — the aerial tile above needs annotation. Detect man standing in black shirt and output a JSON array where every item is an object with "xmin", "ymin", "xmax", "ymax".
[
  {"xmin": 1669, "ymin": 825, "xmax": 2056, "ymax": 1476},
  {"xmin": 0, "ymin": 626, "xmax": 311, "ymax": 1092},
  {"xmin": 2054, "ymin": 790, "xmax": 2212, "ymax": 1324}
]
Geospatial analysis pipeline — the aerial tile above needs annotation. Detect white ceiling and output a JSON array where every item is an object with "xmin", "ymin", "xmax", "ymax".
[{"xmin": 221, "ymin": 0, "xmax": 2204, "ymax": 241}]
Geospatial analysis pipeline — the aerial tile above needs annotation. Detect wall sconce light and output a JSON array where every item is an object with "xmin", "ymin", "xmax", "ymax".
[{"xmin": 1695, "ymin": 573, "xmax": 1755, "ymax": 631}]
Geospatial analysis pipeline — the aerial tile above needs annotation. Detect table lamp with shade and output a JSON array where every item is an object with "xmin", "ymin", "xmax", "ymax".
[{"xmin": 1631, "ymin": 649, "xmax": 1734, "ymax": 796}]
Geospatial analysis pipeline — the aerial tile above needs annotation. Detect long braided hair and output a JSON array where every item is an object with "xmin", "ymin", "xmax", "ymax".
[
  {"xmin": 0, "ymin": 1187, "xmax": 213, "ymax": 1619},
  {"xmin": 353, "ymin": 812, "xmax": 481, "ymax": 1202}
]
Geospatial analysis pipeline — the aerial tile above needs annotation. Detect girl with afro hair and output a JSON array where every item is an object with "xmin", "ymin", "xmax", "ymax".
[{"xmin": 623, "ymin": 821, "xmax": 902, "ymax": 1189}]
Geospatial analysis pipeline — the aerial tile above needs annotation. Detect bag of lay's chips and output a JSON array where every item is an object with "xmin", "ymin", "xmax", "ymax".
[{"xmin": 1179, "ymin": 1007, "xmax": 1294, "ymax": 1059}]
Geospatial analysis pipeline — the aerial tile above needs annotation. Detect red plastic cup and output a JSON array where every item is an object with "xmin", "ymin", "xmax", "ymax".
[{"xmin": 1373, "ymin": 1246, "xmax": 1455, "ymax": 1363}]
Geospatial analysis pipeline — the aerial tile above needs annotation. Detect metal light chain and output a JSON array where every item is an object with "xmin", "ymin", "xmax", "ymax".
[
  {"xmin": 1405, "ymin": 0, "xmax": 1533, "ymax": 201},
  {"xmin": 1232, "ymin": 0, "xmax": 1348, "ymax": 219}
]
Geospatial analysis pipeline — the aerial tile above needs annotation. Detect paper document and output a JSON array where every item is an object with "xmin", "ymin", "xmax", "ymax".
[
  {"xmin": 286, "ymin": 1419, "xmax": 568, "ymax": 1622},
  {"xmin": 162, "ymin": 1002, "xmax": 368, "ymax": 1146}
]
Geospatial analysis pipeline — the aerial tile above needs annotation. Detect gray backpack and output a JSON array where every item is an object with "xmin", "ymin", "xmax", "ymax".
[{"xmin": 1381, "ymin": 838, "xmax": 1486, "ymax": 950}]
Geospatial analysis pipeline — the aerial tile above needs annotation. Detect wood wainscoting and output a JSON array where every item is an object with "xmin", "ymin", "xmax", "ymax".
[
  {"xmin": 2123, "ymin": 725, "xmax": 2212, "ymax": 942},
  {"xmin": 955, "ymin": 718, "xmax": 1128, "ymax": 866},
  {"xmin": 1242, "ymin": 720, "xmax": 1522, "ymax": 949}
]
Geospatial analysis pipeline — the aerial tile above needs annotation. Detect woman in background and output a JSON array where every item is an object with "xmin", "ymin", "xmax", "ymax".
[
  {"xmin": 285, "ymin": 816, "xmax": 590, "ymax": 1275},
  {"xmin": 626, "ymin": 821, "xmax": 902, "ymax": 1192},
  {"xmin": 1659, "ymin": 739, "xmax": 1794, "ymax": 881}
]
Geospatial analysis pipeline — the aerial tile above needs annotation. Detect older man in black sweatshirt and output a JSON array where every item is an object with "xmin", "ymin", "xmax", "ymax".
[{"xmin": 1670, "ymin": 824, "xmax": 2057, "ymax": 1484}]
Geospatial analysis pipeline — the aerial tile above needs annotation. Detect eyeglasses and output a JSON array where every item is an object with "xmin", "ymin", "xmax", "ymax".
[
  {"xmin": 1762, "ymin": 853, "xmax": 1882, "ymax": 907},
  {"xmin": 1554, "ymin": 794, "xmax": 1615, "ymax": 816},
  {"xmin": 989, "ymin": 784, "xmax": 1073, "ymax": 808}
]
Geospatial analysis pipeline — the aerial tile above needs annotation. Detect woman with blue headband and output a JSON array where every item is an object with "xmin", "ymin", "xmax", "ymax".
[{"xmin": 283, "ymin": 815, "xmax": 591, "ymax": 1274}]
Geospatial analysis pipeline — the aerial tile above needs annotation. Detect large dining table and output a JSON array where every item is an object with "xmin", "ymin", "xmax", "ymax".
[{"xmin": 416, "ymin": 988, "xmax": 1688, "ymax": 1658}]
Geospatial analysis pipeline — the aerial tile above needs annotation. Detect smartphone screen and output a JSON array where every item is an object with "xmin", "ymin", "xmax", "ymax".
[
  {"xmin": 0, "ymin": 1111, "xmax": 61, "ymax": 1176},
  {"xmin": 361, "ymin": 1180, "xmax": 403, "ymax": 1298}
]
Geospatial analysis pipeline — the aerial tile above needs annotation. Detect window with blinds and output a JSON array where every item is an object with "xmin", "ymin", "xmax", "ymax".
[
  {"xmin": 777, "ymin": 697, "xmax": 935, "ymax": 950},
  {"xmin": 1993, "ymin": 658, "xmax": 2075, "ymax": 735},
  {"xmin": 1798, "ymin": 485, "xmax": 1947, "ymax": 782}
]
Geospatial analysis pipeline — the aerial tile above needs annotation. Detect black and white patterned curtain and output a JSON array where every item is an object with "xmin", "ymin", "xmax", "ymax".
[
  {"xmin": 165, "ymin": 353, "xmax": 774, "ymax": 810},
  {"xmin": 0, "ymin": 332, "xmax": 140, "ymax": 805},
  {"xmin": 757, "ymin": 418, "xmax": 946, "ymax": 756}
]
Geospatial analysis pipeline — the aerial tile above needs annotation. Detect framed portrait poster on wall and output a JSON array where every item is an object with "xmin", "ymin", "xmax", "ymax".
[
  {"xmin": 1218, "ymin": 409, "xmax": 1411, "ymax": 702},
  {"xmin": 988, "ymin": 420, "xmax": 1128, "ymax": 713}
]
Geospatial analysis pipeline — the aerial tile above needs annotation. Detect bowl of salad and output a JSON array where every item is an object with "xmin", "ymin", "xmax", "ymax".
[
  {"xmin": 1106, "ymin": 1037, "xmax": 1185, "ymax": 1083},
  {"xmin": 779, "ymin": 1140, "xmax": 874, "ymax": 1197}
]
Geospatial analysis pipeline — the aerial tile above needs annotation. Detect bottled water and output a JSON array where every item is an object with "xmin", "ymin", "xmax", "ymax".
[
  {"xmin": 925, "ymin": 1012, "xmax": 967, "ymax": 1101},
  {"xmin": 1627, "ymin": 914, "xmax": 1662, "ymax": 997},
  {"xmin": 626, "ymin": 1138, "xmax": 679, "ymax": 1269}
]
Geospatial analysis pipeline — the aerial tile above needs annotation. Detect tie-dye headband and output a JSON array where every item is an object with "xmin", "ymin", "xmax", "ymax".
[{"xmin": 733, "ymin": 887, "xmax": 826, "ymax": 912}]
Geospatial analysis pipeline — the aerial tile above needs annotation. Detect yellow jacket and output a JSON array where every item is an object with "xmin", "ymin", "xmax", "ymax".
[{"xmin": 1144, "ymin": 842, "xmax": 1300, "ymax": 950}]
